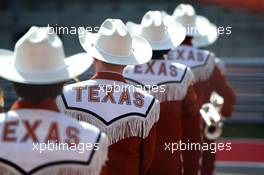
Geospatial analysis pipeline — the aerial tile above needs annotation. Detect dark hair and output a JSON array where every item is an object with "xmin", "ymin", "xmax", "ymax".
[
  {"xmin": 182, "ymin": 36, "xmax": 193, "ymax": 45},
  {"xmin": 185, "ymin": 36, "xmax": 193, "ymax": 40},
  {"xmin": 152, "ymin": 49, "xmax": 171, "ymax": 60},
  {"xmin": 13, "ymin": 82, "xmax": 66, "ymax": 103}
]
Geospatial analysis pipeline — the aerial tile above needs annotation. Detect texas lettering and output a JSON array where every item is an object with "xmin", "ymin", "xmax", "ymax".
[
  {"xmin": 1, "ymin": 120, "xmax": 80, "ymax": 144},
  {"xmin": 169, "ymin": 49, "xmax": 206, "ymax": 62},
  {"xmin": 133, "ymin": 61, "xmax": 178, "ymax": 77},
  {"xmin": 74, "ymin": 85, "xmax": 145, "ymax": 108}
]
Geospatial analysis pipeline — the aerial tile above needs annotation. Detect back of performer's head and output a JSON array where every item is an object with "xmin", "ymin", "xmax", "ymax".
[
  {"xmin": 181, "ymin": 36, "xmax": 193, "ymax": 46},
  {"xmin": 94, "ymin": 59, "xmax": 126, "ymax": 74},
  {"xmin": 152, "ymin": 50, "xmax": 171, "ymax": 60},
  {"xmin": 13, "ymin": 82, "xmax": 65, "ymax": 103}
]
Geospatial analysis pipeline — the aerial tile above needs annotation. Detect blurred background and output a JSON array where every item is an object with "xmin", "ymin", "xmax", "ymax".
[{"xmin": 0, "ymin": 0, "xmax": 263, "ymax": 174}]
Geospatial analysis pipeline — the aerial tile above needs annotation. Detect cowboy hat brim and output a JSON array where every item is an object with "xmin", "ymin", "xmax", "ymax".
[
  {"xmin": 0, "ymin": 49, "xmax": 93, "ymax": 84},
  {"xmin": 126, "ymin": 21, "xmax": 186, "ymax": 51},
  {"xmin": 78, "ymin": 28, "xmax": 152, "ymax": 66}
]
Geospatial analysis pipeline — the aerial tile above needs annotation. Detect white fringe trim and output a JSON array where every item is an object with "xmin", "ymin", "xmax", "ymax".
[
  {"xmin": 0, "ymin": 134, "xmax": 108, "ymax": 175},
  {"xmin": 57, "ymin": 98, "xmax": 160, "ymax": 145},
  {"xmin": 125, "ymin": 67, "xmax": 194, "ymax": 103},
  {"xmin": 151, "ymin": 67, "xmax": 194, "ymax": 102},
  {"xmin": 192, "ymin": 53, "xmax": 216, "ymax": 83}
]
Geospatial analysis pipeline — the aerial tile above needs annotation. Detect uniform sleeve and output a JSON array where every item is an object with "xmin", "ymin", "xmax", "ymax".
[
  {"xmin": 181, "ymin": 86, "xmax": 202, "ymax": 175},
  {"xmin": 141, "ymin": 123, "xmax": 157, "ymax": 175},
  {"xmin": 141, "ymin": 99, "xmax": 159, "ymax": 175},
  {"xmin": 182, "ymin": 86, "xmax": 199, "ymax": 119},
  {"xmin": 209, "ymin": 66, "xmax": 236, "ymax": 118}
]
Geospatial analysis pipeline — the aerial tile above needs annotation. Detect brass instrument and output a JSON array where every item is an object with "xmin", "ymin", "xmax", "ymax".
[
  {"xmin": 200, "ymin": 92, "xmax": 224, "ymax": 140},
  {"xmin": 210, "ymin": 91, "xmax": 224, "ymax": 111}
]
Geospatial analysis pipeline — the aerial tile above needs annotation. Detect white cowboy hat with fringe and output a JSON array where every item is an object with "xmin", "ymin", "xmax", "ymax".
[
  {"xmin": 78, "ymin": 19, "xmax": 152, "ymax": 65},
  {"xmin": 126, "ymin": 10, "xmax": 186, "ymax": 50},
  {"xmin": 0, "ymin": 26, "xmax": 93, "ymax": 84}
]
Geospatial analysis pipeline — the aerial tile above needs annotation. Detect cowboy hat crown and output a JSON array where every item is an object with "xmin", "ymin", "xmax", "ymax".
[
  {"xmin": 0, "ymin": 26, "xmax": 93, "ymax": 84},
  {"xmin": 14, "ymin": 27, "xmax": 65, "ymax": 73},
  {"xmin": 79, "ymin": 18, "xmax": 152, "ymax": 65},
  {"xmin": 126, "ymin": 11, "xmax": 186, "ymax": 50},
  {"xmin": 173, "ymin": 4, "xmax": 197, "ymax": 28},
  {"xmin": 93, "ymin": 19, "xmax": 133, "ymax": 57},
  {"xmin": 169, "ymin": 3, "xmax": 203, "ymax": 37},
  {"xmin": 139, "ymin": 11, "xmax": 169, "ymax": 43},
  {"xmin": 167, "ymin": 4, "xmax": 218, "ymax": 45}
]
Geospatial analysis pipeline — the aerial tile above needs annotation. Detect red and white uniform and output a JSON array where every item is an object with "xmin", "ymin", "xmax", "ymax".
[
  {"xmin": 57, "ymin": 72, "xmax": 160, "ymax": 175},
  {"xmin": 168, "ymin": 45, "xmax": 236, "ymax": 175},
  {"xmin": 124, "ymin": 60, "xmax": 199, "ymax": 175},
  {"xmin": 0, "ymin": 100, "xmax": 108, "ymax": 175}
]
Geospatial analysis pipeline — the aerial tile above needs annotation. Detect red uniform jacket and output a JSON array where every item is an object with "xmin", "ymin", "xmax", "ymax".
[
  {"xmin": 124, "ymin": 60, "xmax": 200, "ymax": 175},
  {"xmin": 168, "ymin": 45, "xmax": 236, "ymax": 175},
  {"xmin": 0, "ymin": 99, "xmax": 108, "ymax": 175},
  {"xmin": 168, "ymin": 45, "xmax": 236, "ymax": 116},
  {"xmin": 57, "ymin": 72, "xmax": 160, "ymax": 175},
  {"xmin": 195, "ymin": 66, "xmax": 236, "ymax": 175}
]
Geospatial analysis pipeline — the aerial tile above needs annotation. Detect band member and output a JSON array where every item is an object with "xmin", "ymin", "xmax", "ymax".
[
  {"xmin": 165, "ymin": 4, "xmax": 236, "ymax": 175},
  {"xmin": 57, "ymin": 19, "xmax": 160, "ymax": 175},
  {"xmin": 0, "ymin": 26, "xmax": 108, "ymax": 175},
  {"xmin": 193, "ymin": 14, "xmax": 236, "ymax": 175},
  {"xmin": 124, "ymin": 11, "xmax": 200, "ymax": 175},
  {"xmin": 0, "ymin": 88, "xmax": 4, "ymax": 113}
]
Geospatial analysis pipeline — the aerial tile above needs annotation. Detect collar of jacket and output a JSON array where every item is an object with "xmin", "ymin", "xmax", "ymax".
[
  {"xmin": 91, "ymin": 71, "xmax": 126, "ymax": 83},
  {"xmin": 11, "ymin": 99, "xmax": 60, "ymax": 112}
]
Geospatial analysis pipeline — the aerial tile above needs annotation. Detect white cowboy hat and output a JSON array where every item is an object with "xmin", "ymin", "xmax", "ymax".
[
  {"xmin": 191, "ymin": 15, "xmax": 219, "ymax": 47},
  {"xmin": 0, "ymin": 26, "xmax": 93, "ymax": 84},
  {"xmin": 78, "ymin": 19, "xmax": 152, "ymax": 65},
  {"xmin": 126, "ymin": 11, "xmax": 186, "ymax": 50},
  {"xmin": 167, "ymin": 3, "xmax": 202, "ymax": 37}
]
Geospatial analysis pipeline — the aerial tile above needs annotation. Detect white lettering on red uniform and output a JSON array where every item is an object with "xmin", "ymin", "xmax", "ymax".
[
  {"xmin": 57, "ymin": 80, "xmax": 160, "ymax": 145},
  {"xmin": 123, "ymin": 60, "xmax": 194, "ymax": 102},
  {"xmin": 166, "ymin": 45, "xmax": 216, "ymax": 82},
  {"xmin": 0, "ymin": 110, "xmax": 108, "ymax": 175}
]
